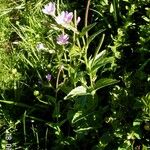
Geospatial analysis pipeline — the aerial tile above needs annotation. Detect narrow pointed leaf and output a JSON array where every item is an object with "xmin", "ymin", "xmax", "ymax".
[
  {"xmin": 91, "ymin": 57, "xmax": 115, "ymax": 73},
  {"xmin": 72, "ymin": 111, "xmax": 82, "ymax": 124},
  {"xmin": 80, "ymin": 23, "xmax": 97, "ymax": 37},
  {"xmin": 87, "ymin": 29, "xmax": 105, "ymax": 45},
  {"xmin": 94, "ymin": 78, "xmax": 118, "ymax": 91}
]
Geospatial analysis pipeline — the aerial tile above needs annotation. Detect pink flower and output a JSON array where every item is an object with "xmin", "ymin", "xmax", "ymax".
[
  {"xmin": 46, "ymin": 74, "xmax": 51, "ymax": 81},
  {"xmin": 55, "ymin": 11, "xmax": 73, "ymax": 25},
  {"xmin": 57, "ymin": 34, "xmax": 69, "ymax": 45},
  {"xmin": 42, "ymin": 2, "xmax": 55, "ymax": 16}
]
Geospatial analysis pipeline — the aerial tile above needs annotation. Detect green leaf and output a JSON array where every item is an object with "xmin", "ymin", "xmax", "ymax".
[
  {"xmin": 87, "ymin": 29, "xmax": 105, "ymax": 45},
  {"xmin": 88, "ymin": 50, "xmax": 106, "ymax": 69},
  {"xmin": 52, "ymin": 101, "xmax": 61, "ymax": 118},
  {"xmin": 118, "ymin": 148, "xmax": 128, "ymax": 150},
  {"xmin": 91, "ymin": 57, "xmax": 115, "ymax": 73},
  {"xmin": 110, "ymin": 3, "xmax": 114, "ymax": 13},
  {"xmin": 112, "ymin": 0, "xmax": 119, "ymax": 23},
  {"xmin": 94, "ymin": 50, "xmax": 106, "ymax": 61},
  {"xmin": 133, "ymin": 121, "xmax": 141, "ymax": 126},
  {"xmin": 93, "ymin": 34, "xmax": 105, "ymax": 59},
  {"xmin": 69, "ymin": 45, "xmax": 81, "ymax": 57},
  {"xmin": 71, "ymin": 111, "xmax": 83, "ymax": 124},
  {"xmin": 74, "ymin": 127, "xmax": 93, "ymax": 133},
  {"xmin": 0, "ymin": 100, "xmax": 32, "ymax": 108},
  {"xmin": 94, "ymin": 78, "xmax": 118, "ymax": 91},
  {"xmin": 143, "ymin": 144, "xmax": 149, "ymax": 150},
  {"xmin": 134, "ymin": 132, "xmax": 140, "ymax": 139},
  {"xmin": 64, "ymin": 86, "xmax": 87, "ymax": 100},
  {"xmin": 80, "ymin": 23, "xmax": 97, "ymax": 37}
]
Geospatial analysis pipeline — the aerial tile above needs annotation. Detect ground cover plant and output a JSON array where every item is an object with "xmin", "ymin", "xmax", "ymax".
[{"xmin": 0, "ymin": 0, "xmax": 150, "ymax": 149}]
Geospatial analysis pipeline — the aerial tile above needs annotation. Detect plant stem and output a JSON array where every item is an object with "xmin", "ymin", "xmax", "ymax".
[
  {"xmin": 89, "ymin": 73, "xmax": 94, "ymax": 88},
  {"xmin": 85, "ymin": 0, "xmax": 91, "ymax": 38},
  {"xmin": 55, "ymin": 65, "xmax": 64, "ymax": 99},
  {"xmin": 23, "ymin": 111, "xmax": 27, "ymax": 143},
  {"xmin": 57, "ymin": 0, "xmax": 60, "ymax": 14}
]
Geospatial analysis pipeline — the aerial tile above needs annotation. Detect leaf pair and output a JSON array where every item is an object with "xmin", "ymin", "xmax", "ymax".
[{"xmin": 64, "ymin": 78, "xmax": 118, "ymax": 100}]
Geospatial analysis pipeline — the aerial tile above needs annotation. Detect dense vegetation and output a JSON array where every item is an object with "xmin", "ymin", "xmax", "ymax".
[{"xmin": 0, "ymin": 0, "xmax": 150, "ymax": 149}]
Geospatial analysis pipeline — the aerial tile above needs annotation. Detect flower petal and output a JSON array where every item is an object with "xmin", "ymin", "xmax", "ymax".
[
  {"xmin": 57, "ymin": 34, "xmax": 69, "ymax": 45},
  {"xmin": 42, "ymin": 2, "xmax": 55, "ymax": 16}
]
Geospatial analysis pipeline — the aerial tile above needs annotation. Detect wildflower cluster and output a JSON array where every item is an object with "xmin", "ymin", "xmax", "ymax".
[{"xmin": 42, "ymin": 2, "xmax": 80, "ymax": 45}]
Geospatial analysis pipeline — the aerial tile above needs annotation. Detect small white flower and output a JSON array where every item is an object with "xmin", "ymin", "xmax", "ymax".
[
  {"xmin": 36, "ymin": 43, "xmax": 45, "ymax": 50},
  {"xmin": 77, "ymin": 16, "xmax": 81, "ymax": 25}
]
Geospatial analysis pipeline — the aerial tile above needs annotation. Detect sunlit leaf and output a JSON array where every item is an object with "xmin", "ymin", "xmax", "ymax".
[
  {"xmin": 91, "ymin": 57, "xmax": 115, "ymax": 73},
  {"xmin": 69, "ymin": 45, "xmax": 81, "ymax": 57},
  {"xmin": 89, "ymin": 50, "xmax": 106, "ymax": 70},
  {"xmin": 64, "ymin": 86, "xmax": 87, "ymax": 100},
  {"xmin": 94, "ymin": 78, "xmax": 118, "ymax": 91},
  {"xmin": 110, "ymin": 3, "xmax": 114, "ymax": 13},
  {"xmin": 74, "ymin": 127, "xmax": 93, "ymax": 132},
  {"xmin": 133, "ymin": 121, "xmax": 141, "ymax": 126},
  {"xmin": 72, "ymin": 111, "xmax": 82, "ymax": 124}
]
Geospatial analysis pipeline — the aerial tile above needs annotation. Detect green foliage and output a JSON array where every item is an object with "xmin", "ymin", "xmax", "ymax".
[{"xmin": 0, "ymin": 0, "xmax": 150, "ymax": 149}]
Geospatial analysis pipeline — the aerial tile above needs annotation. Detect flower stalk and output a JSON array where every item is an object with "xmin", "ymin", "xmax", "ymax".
[{"xmin": 85, "ymin": 0, "xmax": 91, "ymax": 38}]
